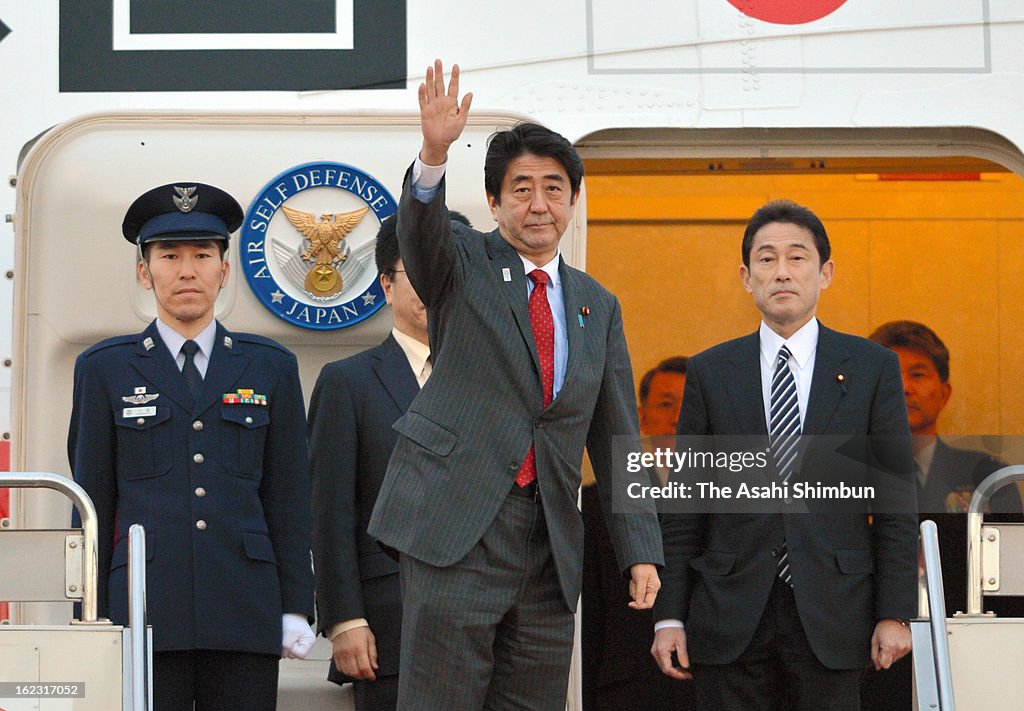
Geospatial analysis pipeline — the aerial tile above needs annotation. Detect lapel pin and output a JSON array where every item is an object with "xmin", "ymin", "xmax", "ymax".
[
  {"xmin": 224, "ymin": 336, "xmax": 233, "ymax": 349},
  {"xmin": 836, "ymin": 373, "xmax": 847, "ymax": 394},
  {"xmin": 143, "ymin": 337, "xmax": 155, "ymax": 351},
  {"xmin": 578, "ymin": 306, "xmax": 589, "ymax": 328},
  {"xmin": 502, "ymin": 267, "xmax": 512, "ymax": 282}
]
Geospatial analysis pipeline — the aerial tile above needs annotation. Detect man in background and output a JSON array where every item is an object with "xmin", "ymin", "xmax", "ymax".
[
  {"xmin": 583, "ymin": 356, "xmax": 695, "ymax": 710},
  {"xmin": 863, "ymin": 320, "xmax": 1023, "ymax": 710}
]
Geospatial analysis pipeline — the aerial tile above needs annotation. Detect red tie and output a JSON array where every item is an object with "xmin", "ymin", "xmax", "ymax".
[{"xmin": 515, "ymin": 269, "xmax": 555, "ymax": 487}]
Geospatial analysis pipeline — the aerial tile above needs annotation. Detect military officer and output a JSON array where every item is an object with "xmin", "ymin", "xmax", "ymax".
[{"xmin": 68, "ymin": 182, "xmax": 316, "ymax": 711}]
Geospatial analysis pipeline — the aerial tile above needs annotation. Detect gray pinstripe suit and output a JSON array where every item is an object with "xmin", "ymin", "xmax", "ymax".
[{"xmin": 367, "ymin": 170, "xmax": 663, "ymax": 709}]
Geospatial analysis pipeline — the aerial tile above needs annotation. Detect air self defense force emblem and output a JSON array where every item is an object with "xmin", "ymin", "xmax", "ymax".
[{"xmin": 240, "ymin": 162, "xmax": 395, "ymax": 330}]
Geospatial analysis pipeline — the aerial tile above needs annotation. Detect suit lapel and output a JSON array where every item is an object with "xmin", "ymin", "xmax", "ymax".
[
  {"xmin": 728, "ymin": 332, "xmax": 769, "ymax": 436},
  {"xmin": 485, "ymin": 230, "xmax": 541, "ymax": 376},
  {"xmin": 127, "ymin": 321, "xmax": 194, "ymax": 411},
  {"xmin": 558, "ymin": 263, "xmax": 584, "ymax": 404},
  {"xmin": 196, "ymin": 323, "xmax": 251, "ymax": 414},
  {"xmin": 803, "ymin": 324, "xmax": 850, "ymax": 435},
  {"xmin": 374, "ymin": 334, "xmax": 420, "ymax": 412}
]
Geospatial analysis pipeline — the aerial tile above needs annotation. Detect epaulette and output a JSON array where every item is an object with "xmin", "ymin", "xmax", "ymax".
[
  {"xmin": 77, "ymin": 334, "xmax": 139, "ymax": 359},
  {"xmin": 231, "ymin": 332, "xmax": 293, "ymax": 355}
]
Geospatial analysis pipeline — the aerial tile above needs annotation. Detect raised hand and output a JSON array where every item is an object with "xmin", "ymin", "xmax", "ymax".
[{"xmin": 418, "ymin": 58, "xmax": 474, "ymax": 166}]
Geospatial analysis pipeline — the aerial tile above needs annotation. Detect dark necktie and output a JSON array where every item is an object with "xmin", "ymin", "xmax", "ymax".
[
  {"xmin": 515, "ymin": 269, "xmax": 554, "ymax": 488},
  {"xmin": 770, "ymin": 345, "xmax": 800, "ymax": 585},
  {"xmin": 181, "ymin": 340, "xmax": 203, "ymax": 400}
]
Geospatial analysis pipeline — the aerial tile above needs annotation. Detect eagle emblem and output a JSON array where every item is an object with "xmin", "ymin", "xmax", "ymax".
[
  {"xmin": 281, "ymin": 206, "xmax": 369, "ymax": 298},
  {"xmin": 173, "ymin": 186, "xmax": 198, "ymax": 213}
]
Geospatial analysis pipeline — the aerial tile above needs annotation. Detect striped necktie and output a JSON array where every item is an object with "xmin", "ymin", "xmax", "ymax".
[{"xmin": 770, "ymin": 344, "xmax": 800, "ymax": 585}]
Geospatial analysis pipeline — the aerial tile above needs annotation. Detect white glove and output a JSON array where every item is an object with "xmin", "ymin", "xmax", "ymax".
[{"xmin": 281, "ymin": 613, "xmax": 316, "ymax": 659}]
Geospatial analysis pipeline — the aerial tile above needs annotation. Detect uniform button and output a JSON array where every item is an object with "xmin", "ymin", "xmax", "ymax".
[
  {"xmin": 192, "ymin": 420, "xmax": 204, "ymax": 431},
  {"xmin": 508, "ymin": 461, "xmax": 519, "ymax": 471},
  {"xmin": 136, "ymin": 418, "xmax": 145, "ymax": 425},
  {"xmin": 245, "ymin": 416, "xmax": 253, "ymax": 425},
  {"xmin": 535, "ymin": 420, "xmax": 544, "ymax": 429},
  {"xmin": 194, "ymin": 487, "xmax": 206, "ymax": 498},
  {"xmin": 771, "ymin": 547, "xmax": 781, "ymax": 557},
  {"xmin": 195, "ymin": 520, "xmax": 207, "ymax": 530},
  {"xmin": 193, "ymin": 453, "xmax": 205, "ymax": 464}
]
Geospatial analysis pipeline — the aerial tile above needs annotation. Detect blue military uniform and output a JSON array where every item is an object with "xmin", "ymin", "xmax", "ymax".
[
  {"xmin": 67, "ymin": 181, "xmax": 314, "ymax": 710},
  {"xmin": 68, "ymin": 320, "xmax": 313, "ymax": 653}
]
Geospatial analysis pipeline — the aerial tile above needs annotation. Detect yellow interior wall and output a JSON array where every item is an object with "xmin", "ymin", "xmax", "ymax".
[{"xmin": 584, "ymin": 168, "xmax": 1024, "ymax": 439}]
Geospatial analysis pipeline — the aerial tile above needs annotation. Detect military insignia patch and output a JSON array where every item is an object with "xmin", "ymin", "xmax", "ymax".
[
  {"xmin": 239, "ymin": 162, "xmax": 395, "ymax": 330},
  {"xmin": 122, "ymin": 393, "xmax": 160, "ymax": 405},
  {"xmin": 223, "ymin": 389, "xmax": 268, "ymax": 406}
]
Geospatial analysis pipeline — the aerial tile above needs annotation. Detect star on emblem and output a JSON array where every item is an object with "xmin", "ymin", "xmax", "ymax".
[
  {"xmin": 362, "ymin": 292, "xmax": 376, "ymax": 306},
  {"xmin": 271, "ymin": 290, "xmax": 285, "ymax": 304}
]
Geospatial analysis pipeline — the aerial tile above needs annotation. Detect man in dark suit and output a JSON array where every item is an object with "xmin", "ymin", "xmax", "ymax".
[
  {"xmin": 862, "ymin": 320, "xmax": 1024, "ymax": 710},
  {"xmin": 68, "ymin": 182, "xmax": 315, "ymax": 711},
  {"xmin": 367, "ymin": 59, "xmax": 664, "ymax": 710},
  {"xmin": 309, "ymin": 212, "xmax": 467, "ymax": 710},
  {"xmin": 651, "ymin": 199, "xmax": 918, "ymax": 711},
  {"xmin": 582, "ymin": 356, "xmax": 696, "ymax": 711}
]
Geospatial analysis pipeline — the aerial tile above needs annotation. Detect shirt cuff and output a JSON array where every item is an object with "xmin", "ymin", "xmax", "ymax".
[
  {"xmin": 654, "ymin": 619, "xmax": 685, "ymax": 632},
  {"xmin": 411, "ymin": 156, "xmax": 446, "ymax": 203},
  {"xmin": 327, "ymin": 618, "xmax": 369, "ymax": 640}
]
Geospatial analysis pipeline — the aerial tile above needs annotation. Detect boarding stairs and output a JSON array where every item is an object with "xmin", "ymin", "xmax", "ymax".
[
  {"xmin": 915, "ymin": 465, "xmax": 1024, "ymax": 710},
  {"xmin": 0, "ymin": 472, "xmax": 151, "ymax": 710}
]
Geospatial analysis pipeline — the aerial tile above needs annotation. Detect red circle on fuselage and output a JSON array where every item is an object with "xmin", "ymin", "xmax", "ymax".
[{"xmin": 726, "ymin": 0, "xmax": 849, "ymax": 25}]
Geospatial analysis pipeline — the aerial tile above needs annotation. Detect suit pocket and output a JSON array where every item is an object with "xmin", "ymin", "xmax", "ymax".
[
  {"xmin": 393, "ymin": 410, "xmax": 458, "ymax": 456},
  {"xmin": 835, "ymin": 548, "xmax": 874, "ymax": 574},
  {"xmin": 242, "ymin": 530, "xmax": 278, "ymax": 565},
  {"xmin": 115, "ymin": 407, "xmax": 172, "ymax": 479},
  {"xmin": 690, "ymin": 550, "xmax": 736, "ymax": 576},
  {"xmin": 359, "ymin": 550, "xmax": 400, "ymax": 581},
  {"xmin": 109, "ymin": 532, "xmax": 156, "ymax": 571},
  {"xmin": 222, "ymin": 405, "xmax": 271, "ymax": 477}
]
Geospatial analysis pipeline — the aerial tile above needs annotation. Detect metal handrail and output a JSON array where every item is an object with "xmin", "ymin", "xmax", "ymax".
[
  {"xmin": 0, "ymin": 472, "xmax": 99, "ymax": 622},
  {"xmin": 128, "ymin": 524, "xmax": 149, "ymax": 711},
  {"xmin": 966, "ymin": 465, "xmax": 1024, "ymax": 615},
  {"xmin": 921, "ymin": 519, "xmax": 956, "ymax": 710}
]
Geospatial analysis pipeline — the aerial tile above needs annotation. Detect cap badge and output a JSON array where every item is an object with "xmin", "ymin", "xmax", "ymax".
[{"xmin": 173, "ymin": 185, "xmax": 198, "ymax": 213}]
